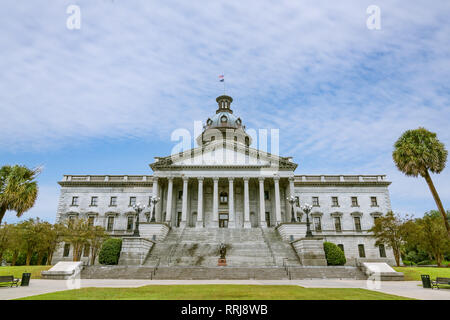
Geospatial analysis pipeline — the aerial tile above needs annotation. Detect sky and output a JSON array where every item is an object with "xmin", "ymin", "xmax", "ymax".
[{"xmin": 1, "ymin": 0, "xmax": 450, "ymax": 223}]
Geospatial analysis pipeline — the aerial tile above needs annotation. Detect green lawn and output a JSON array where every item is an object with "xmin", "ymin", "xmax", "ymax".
[
  {"xmin": 0, "ymin": 265, "xmax": 52, "ymax": 280},
  {"xmin": 18, "ymin": 285, "xmax": 412, "ymax": 300}
]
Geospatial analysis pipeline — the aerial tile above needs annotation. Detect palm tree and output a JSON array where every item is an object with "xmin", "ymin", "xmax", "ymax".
[
  {"xmin": 393, "ymin": 127, "xmax": 450, "ymax": 239},
  {"xmin": 0, "ymin": 165, "xmax": 40, "ymax": 224}
]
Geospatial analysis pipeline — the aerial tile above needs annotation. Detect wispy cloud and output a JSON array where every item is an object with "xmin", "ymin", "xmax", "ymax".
[{"xmin": 1, "ymin": 0, "xmax": 450, "ymax": 219}]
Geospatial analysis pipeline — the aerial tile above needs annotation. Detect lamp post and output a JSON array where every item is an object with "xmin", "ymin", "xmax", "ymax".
[
  {"xmin": 301, "ymin": 203, "xmax": 313, "ymax": 238},
  {"xmin": 150, "ymin": 196, "xmax": 160, "ymax": 222},
  {"xmin": 287, "ymin": 196, "xmax": 297, "ymax": 223},
  {"xmin": 132, "ymin": 202, "xmax": 145, "ymax": 237}
]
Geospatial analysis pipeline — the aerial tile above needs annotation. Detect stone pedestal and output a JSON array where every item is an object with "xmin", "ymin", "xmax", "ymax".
[
  {"xmin": 217, "ymin": 258, "xmax": 227, "ymax": 266},
  {"xmin": 119, "ymin": 237, "xmax": 154, "ymax": 265},
  {"xmin": 292, "ymin": 238, "xmax": 327, "ymax": 266},
  {"xmin": 139, "ymin": 222, "xmax": 170, "ymax": 242},
  {"xmin": 276, "ymin": 223, "xmax": 307, "ymax": 241}
]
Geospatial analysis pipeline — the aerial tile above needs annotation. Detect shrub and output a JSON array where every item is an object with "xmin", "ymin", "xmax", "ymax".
[
  {"xmin": 98, "ymin": 238, "xmax": 122, "ymax": 265},
  {"xmin": 417, "ymin": 260, "xmax": 433, "ymax": 266},
  {"xmin": 401, "ymin": 260, "xmax": 416, "ymax": 266},
  {"xmin": 323, "ymin": 242, "xmax": 346, "ymax": 266}
]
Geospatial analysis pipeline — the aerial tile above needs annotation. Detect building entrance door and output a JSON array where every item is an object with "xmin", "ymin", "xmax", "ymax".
[
  {"xmin": 219, "ymin": 213, "xmax": 229, "ymax": 228},
  {"xmin": 265, "ymin": 212, "xmax": 271, "ymax": 227},
  {"xmin": 177, "ymin": 212, "xmax": 182, "ymax": 227}
]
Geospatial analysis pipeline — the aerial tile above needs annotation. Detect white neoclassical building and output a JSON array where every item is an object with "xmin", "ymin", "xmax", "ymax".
[{"xmin": 53, "ymin": 95, "xmax": 396, "ymax": 268}]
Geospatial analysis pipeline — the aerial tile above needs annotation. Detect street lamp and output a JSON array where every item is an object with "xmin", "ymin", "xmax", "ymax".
[
  {"xmin": 132, "ymin": 202, "xmax": 145, "ymax": 237},
  {"xmin": 301, "ymin": 203, "xmax": 313, "ymax": 238},
  {"xmin": 286, "ymin": 196, "xmax": 297, "ymax": 223},
  {"xmin": 150, "ymin": 196, "xmax": 160, "ymax": 222}
]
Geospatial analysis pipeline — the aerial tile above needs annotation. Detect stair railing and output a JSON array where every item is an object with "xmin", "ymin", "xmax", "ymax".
[
  {"xmin": 260, "ymin": 227, "xmax": 277, "ymax": 266},
  {"xmin": 168, "ymin": 227, "xmax": 186, "ymax": 266}
]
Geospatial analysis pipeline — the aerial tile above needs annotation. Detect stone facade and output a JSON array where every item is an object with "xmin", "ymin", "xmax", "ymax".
[{"xmin": 53, "ymin": 95, "xmax": 397, "ymax": 267}]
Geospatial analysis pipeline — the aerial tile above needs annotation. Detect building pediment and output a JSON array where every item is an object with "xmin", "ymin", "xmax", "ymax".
[{"xmin": 150, "ymin": 141, "xmax": 298, "ymax": 170}]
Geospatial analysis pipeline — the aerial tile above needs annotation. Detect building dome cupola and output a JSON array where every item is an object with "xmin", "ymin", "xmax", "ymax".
[{"xmin": 216, "ymin": 95, "xmax": 233, "ymax": 114}]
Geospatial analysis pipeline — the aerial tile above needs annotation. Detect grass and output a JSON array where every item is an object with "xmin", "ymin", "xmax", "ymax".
[
  {"xmin": 393, "ymin": 267, "xmax": 450, "ymax": 289},
  {"xmin": 17, "ymin": 285, "xmax": 413, "ymax": 300},
  {"xmin": 0, "ymin": 265, "xmax": 52, "ymax": 281}
]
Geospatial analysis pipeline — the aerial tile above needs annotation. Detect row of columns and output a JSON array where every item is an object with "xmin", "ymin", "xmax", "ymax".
[{"xmin": 156, "ymin": 176, "xmax": 294, "ymax": 228}]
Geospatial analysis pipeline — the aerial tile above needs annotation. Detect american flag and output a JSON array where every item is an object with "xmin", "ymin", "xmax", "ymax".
[{"xmin": 218, "ymin": 74, "xmax": 224, "ymax": 82}]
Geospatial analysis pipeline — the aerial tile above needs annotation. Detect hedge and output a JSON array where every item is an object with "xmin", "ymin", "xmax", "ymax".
[
  {"xmin": 98, "ymin": 238, "xmax": 122, "ymax": 265},
  {"xmin": 323, "ymin": 242, "xmax": 346, "ymax": 266}
]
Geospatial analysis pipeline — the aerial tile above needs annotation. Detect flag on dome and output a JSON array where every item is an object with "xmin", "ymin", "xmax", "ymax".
[{"xmin": 219, "ymin": 74, "xmax": 224, "ymax": 82}]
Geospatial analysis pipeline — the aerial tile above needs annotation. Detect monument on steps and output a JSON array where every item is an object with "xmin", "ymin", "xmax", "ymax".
[
  {"xmin": 218, "ymin": 243, "xmax": 227, "ymax": 266},
  {"xmin": 52, "ymin": 95, "xmax": 399, "ymax": 274}
]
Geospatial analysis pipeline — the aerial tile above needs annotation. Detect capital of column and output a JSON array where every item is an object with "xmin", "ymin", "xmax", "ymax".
[
  {"xmin": 213, "ymin": 176, "xmax": 219, "ymax": 182},
  {"xmin": 182, "ymin": 176, "xmax": 189, "ymax": 182},
  {"xmin": 258, "ymin": 177, "xmax": 265, "ymax": 182},
  {"xmin": 288, "ymin": 176, "xmax": 294, "ymax": 182},
  {"xmin": 167, "ymin": 176, "xmax": 174, "ymax": 182},
  {"xmin": 153, "ymin": 177, "xmax": 159, "ymax": 182},
  {"xmin": 228, "ymin": 177, "xmax": 234, "ymax": 182},
  {"xmin": 243, "ymin": 177, "xmax": 250, "ymax": 182},
  {"xmin": 197, "ymin": 177, "xmax": 204, "ymax": 182},
  {"xmin": 273, "ymin": 175, "xmax": 280, "ymax": 181}
]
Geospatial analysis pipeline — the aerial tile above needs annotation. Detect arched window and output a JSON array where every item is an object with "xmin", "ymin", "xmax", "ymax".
[{"xmin": 220, "ymin": 192, "xmax": 228, "ymax": 204}]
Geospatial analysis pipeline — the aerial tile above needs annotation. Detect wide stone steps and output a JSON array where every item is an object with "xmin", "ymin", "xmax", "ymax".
[
  {"xmin": 152, "ymin": 267, "xmax": 289, "ymax": 280},
  {"xmin": 287, "ymin": 266, "xmax": 368, "ymax": 280}
]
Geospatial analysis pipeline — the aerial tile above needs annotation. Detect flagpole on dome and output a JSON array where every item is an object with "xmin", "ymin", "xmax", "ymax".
[{"xmin": 219, "ymin": 74, "xmax": 225, "ymax": 94}]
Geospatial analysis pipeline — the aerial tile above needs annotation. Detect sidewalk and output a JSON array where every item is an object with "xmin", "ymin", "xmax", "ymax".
[{"xmin": 0, "ymin": 279, "xmax": 449, "ymax": 300}]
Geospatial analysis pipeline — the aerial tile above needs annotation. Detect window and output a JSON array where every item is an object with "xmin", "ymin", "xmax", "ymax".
[
  {"xmin": 351, "ymin": 197, "xmax": 358, "ymax": 207},
  {"xmin": 313, "ymin": 217, "xmax": 322, "ymax": 232},
  {"xmin": 129, "ymin": 197, "xmax": 136, "ymax": 206},
  {"xmin": 371, "ymin": 197, "xmax": 378, "ymax": 206},
  {"xmin": 63, "ymin": 243, "xmax": 70, "ymax": 257},
  {"xmin": 373, "ymin": 216, "xmax": 380, "ymax": 224},
  {"xmin": 110, "ymin": 196, "xmax": 117, "ymax": 206},
  {"xmin": 331, "ymin": 197, "xmax": 339, "ymax": 207},
  {"xmin": 90, "ymin": 196, "xmax": 98, "ymax": 206},
  {"xmin": 127, "ymin": 216, "xmax": 134, "ymax": 232},
  {"xmin": 379, "ymin": 244, "xmax": 386, "ymax": 258},
  {"xmin": 88, "ymin": 216, "xmax": 94, "ymax": 227},
  {"xmin": 354, "ymin": 217, "xmax": 362, "ymax": 232},
  {"xmin": 68, "ymin": 215, "xmax": 76, "ymax": 228},
  {"xmin": 83, "ymin": 244, "xmax": 90, "ymax": 257},
  {"xmin": 337, "ymin": 244, "xmax": 344, "ymax": 253},
  {"xmin": 220, "ymin": 192, "xmax": 228, "ymax": 204},
  {"xmin": 71, "ymin": 196, "xmax": 79, "ymax": 206},
  {"xmin": 264, "ymin": 191, "xmax": 270, "ymax": 200},
  {"xmin": 107, "ymin": 216, "xmax": 114, "ymax": 231},
  {"xmin": 334, "ymin": 217, "xmax": 342, "ymax": 232},
  {"xmin": 358, "ymin": 244, "xmax": 366, "ymax": 258},
  {"xmin": 312, "ymin": 197, "xmax": 319, "ymax": 206},
  {"xmin": 178, "ymin": 191, "xmax": 183, "ymax": 200}
]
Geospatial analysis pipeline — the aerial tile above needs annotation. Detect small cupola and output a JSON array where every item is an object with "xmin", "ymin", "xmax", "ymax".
[{"xmin": 216, "ymin": 95, "xmax": 233, "ymax": 114}]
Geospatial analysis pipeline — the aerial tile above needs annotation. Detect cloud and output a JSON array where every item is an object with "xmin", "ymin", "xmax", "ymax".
[{"xmin": 1, "ymin": 0, "xmax": 450, "ymax": 218}]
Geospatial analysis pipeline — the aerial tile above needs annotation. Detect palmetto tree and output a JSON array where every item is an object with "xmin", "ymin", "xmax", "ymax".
[
  {"xmin": 393, "ymin": 128, "xmax": 450, "ymax": 239},
  {"xmin": 0, "ymin": 165, "xmax": 40, "ymax": 224}
]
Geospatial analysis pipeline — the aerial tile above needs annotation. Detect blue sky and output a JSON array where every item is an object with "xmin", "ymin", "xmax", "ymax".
[{"xmin": 1, "ymin": 1, "xmax": 450, "ymax": 223}]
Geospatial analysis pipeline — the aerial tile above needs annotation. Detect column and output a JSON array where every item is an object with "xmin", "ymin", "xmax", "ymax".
[
  {"xmin": 228, "ymin": 177, "xmax": 235, "ymax": 228},
  {"xmin": 165, "ymin": 177, "xmax": 173, "ymax": 225},
  {"xmin": 181, "ymin": 176, "xmax": 188, "ymax": 228},
  {"xmin": 243, "ymin": 177, "xmax": 251, "ymax": 228},
  {"xmin": 274, "ymin": 176, "xmax": 282, "ymax": 225},
  {"xmin": 259, "ymin": 177, "xmax": 266, "ymax": 227},
  {"xmin": 152, "ymin": 177, "xmax": 159, "ymax": 222},
  {"xmin": 196, "ymin": 177, "xmax": 204, "ymax": 228},
  {"xmin": 289, "ymin": 176, "xmax": 295, "ymax": 222},
  {"xmin": 213, "ymin": 177, "xmax": 219, "ymax": 224}
]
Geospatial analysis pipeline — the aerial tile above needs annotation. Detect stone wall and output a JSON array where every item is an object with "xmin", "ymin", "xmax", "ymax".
[{"xmin": 118, "ymin": 237, "xmax": 154, "ymax": 265}]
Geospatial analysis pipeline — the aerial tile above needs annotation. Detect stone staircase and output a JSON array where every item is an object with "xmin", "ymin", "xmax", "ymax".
[
  {"xmin": 287, "ymin": 266, "xmax": 367, "ymax": 280},
  {"xmin": 152, "ymin": 267, "xmax": 289, "ymax": 280},
  {"xmin": 144, "ymin": 227, "xmax": 301, "ymax": 268}
]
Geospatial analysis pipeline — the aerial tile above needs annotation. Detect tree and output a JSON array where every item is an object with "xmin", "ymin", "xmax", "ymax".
[
  {"xmin": 369, "ymin": 211, "xmax": 407, "ymax": 266},
  {"xmin": 62, "ymin": 217, "xmax": 90, "ymax": 262},
  {"xmin": 0, "ymin": 223, "xmax": 11, "ymax": 263},
  {"xmin": 21, "ymin": 218, "xmax": 43, "ymax": 265},
  {"xmin": 403, "ymin": 211, "xmax": 450, "ymax": 266},
  {"xmin": 0, "ymin": 165, "xmax": 40, "ymax": 224},
  {"xmin": 87, "ymin": 226, "xmax": 108, "ymax": 265},
  {"xmin": 393, "ymin": 128, "xmax": 449, "ymax": 239},
  {"xmin": 44, "ymin": 223, "xmax": 64, "ymax": 265},
  {"xmin": 7, "ymin": 224, "xmax": 25, "ymax": 266}
]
